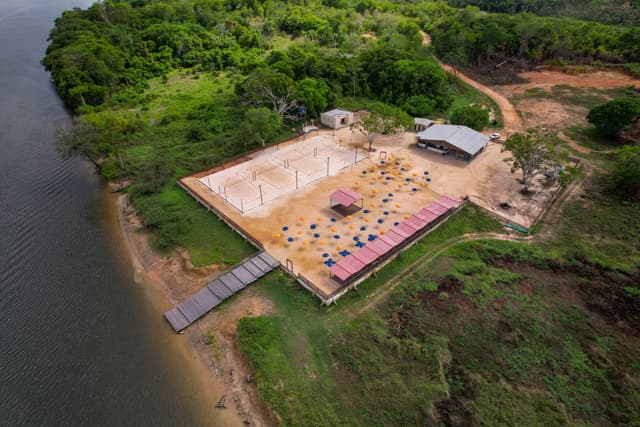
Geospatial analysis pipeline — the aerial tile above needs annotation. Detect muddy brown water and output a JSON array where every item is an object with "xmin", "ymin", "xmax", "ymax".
[{"xmin": 0, "ymin": 1, "xmax": 237, "ymax": 425}]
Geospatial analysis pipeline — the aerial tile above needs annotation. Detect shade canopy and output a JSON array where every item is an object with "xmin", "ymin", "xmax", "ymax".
[{"xmin": 330, "ymin": 188, "xmax": 364, "ymax": 207}]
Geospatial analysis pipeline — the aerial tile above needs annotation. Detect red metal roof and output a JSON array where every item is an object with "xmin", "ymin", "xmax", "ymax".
[
  {"xmin": 368, "ymin": 238, "xmax": 393, "ymax": 255},
  {"xmin": 426, "ymin": 201, "xmax": 448, "ymax": 216},
  {"xmin": 338, "ymin": 254, "xmax": 366, "ymax": 274},
  {"xmin": 385, "ymin": 229, "xmax": 407, "ymax": 245},
  {"xmin": 330, "ymin": 264, "xmax": 352, "ymax": 281},
  {"xmin": 330, "ymin": 188, "xmax": 364, "ymax": 207},
  {"xmin": 352, "ymin": 247, "xmax": 380, "ymax": 264},
  {"xmin": 395, "ymin": 223, "xmax": 417, "ymax": 237},
  {"xmin": 415, "ymin": 208, "xmax": 438, "ymax": 223},
  {"xmin": 378, "ymin": 234, "xmax": 400, "ymax": 248},
  {"xmin": 406, "ymin": 215, "xmax": 427, "ymax": 230},
  {"xmin": 437, "ymin": 195, "xmax": 460, "ymax": 209},
  {"xmin": 394, "ymin": 221, "xmax": 420, "ymax": 238}
]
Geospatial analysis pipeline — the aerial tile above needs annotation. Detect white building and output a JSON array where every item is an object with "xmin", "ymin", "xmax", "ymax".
[{"xmin": 320, "ymin": 108, "xmax": 354, "ymax": 129}]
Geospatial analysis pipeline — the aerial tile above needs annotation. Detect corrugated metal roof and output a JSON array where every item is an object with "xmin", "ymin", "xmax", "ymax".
[
  {"xmin": 330, "ymin": 264, "xmax": 352, "ymax": 281},
  {"xmin": 352, "ymin": 247, "xmax": 380, "ymax": 264},
  {"xmin": 368, "ymin": 238, "xmax": 393, "ymax": 255},
  {"xmin": 415, "ymin": 208, "xmax": 438, "ymax": 223},
  {"xmin": 416, "ymin": 124, "xmax": 489, "ymax": 156},
  {"xmin": 436, "ymin": 195, "xmax": 460, "ymax": 209},
  {"xmin": 414, "ymin": 118, "xmax": 433, "ymax": 127}
]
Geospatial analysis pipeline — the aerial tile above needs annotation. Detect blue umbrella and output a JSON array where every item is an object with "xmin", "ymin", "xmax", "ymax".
[
  {"xmin": 353, "ymin": 236, "xmax": 360, "ymax": 241},
  {"xmin": 310, "ymin": 224, "xmax": 317, "ymax": 230},
  {"xmin": 394, "ymin": 222, "xmax": 400, "ymax": 226},
  {"xmin": 333, "ymin": 234, "xmax": 340, "ymax": 239},
  {"xmin": 377, "ymin": 218, "xmax": 384, "ymax": 224},
  {"xmin": 368, "ymin": 234, "xmax": 377, "ymax": 241},
  {"xmin": 287, "ymin": 237, "xmax": 294, "ymax": 242},
  {"xmin": 412, "ymin": 188, "xmax": 418, "ymax": 192},
  {"xmin": 383, "ymin": 211, "xmax": 389, "ymax": 216},
  {"xmin": 322, "ymin": 253, "xmax": 329, "ymax": 258},
  {"xmin": 355, "ymin": 241, "xmax": 365, "ymax": 248},
  {"xmin": 388, "ymin": 193, "xmax": 394, "ymax": 197},
  {"xmin": 360, "ymin": 226, "xmax": 367, "ymax": 231},
  {"xmin": 282, "ymin": 226, "xmax": 289, "ymax": 231},
  {"xmin": 426, "ymin": 178, "xmax": 431, "ymax": 182},
  {"xmin": 314, "ymin": 233, "xmax": 320, "ymax": 238},
  {"xmin": 363, "ymin": 209, "xmax": 370, "ymax": 214},
  {"xmin": 330, "ymin": 217, "xmax": 337, "ymax": 222}
]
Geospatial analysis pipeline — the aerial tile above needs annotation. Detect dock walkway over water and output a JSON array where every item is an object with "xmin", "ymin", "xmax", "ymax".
[{"xmin": 164, "ymin": 251, "xmax": 279, "ymax": 332}]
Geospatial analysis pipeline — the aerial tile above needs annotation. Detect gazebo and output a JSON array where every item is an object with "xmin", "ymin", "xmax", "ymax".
[{"xmin": 330, "ymin": 188, "xmax": 364, "ymax": 216}]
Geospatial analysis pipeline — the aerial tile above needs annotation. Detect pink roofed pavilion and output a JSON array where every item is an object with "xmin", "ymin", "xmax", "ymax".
[{"xmin": 329, "ymin": 188, "xmax": 364, "ymax": 216}]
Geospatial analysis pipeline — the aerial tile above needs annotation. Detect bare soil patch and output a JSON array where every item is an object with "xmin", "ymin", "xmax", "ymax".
[
  {"xmin": 118, "ymin": 195, "xmax": 277, "ymax": 426},
  {"xmin": 496, "ymin": 67, "xmax": 640, "ymax": 130}
]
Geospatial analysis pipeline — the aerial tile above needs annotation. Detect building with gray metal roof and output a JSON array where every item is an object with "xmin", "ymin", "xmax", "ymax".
[
  {"xmin": 414, "ymin": 117, "xmax": 433, "ymax": 132},
  {"xmin": 416, "ymin": 124, "xmax": 489, "ymax": 160}
]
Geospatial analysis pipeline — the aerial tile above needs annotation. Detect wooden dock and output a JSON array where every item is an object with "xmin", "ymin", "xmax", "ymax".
[{"xmin": 164, "ymin": 251, "xmax": 279, "ymax": 332}]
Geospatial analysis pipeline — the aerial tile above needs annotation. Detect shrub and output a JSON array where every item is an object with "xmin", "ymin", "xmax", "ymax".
[{"xmin": 450, "ymin": 105, "xmax": 489, "ymax": 131}]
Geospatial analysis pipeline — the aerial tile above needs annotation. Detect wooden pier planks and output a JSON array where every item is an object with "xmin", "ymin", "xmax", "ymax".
[{"xmin": 164, "ymin": 251, "xmax": 279, "ymax": 332}]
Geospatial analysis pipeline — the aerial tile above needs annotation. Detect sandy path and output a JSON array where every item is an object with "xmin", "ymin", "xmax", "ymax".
[
  {"xmin": 344, "ymin": 232, "xmax": 529, "ymax": 320},
  {"xmin": 441, "ymin": 63, "xmax": 522, "ymax": 132},
  {"xmin": 420, "ymin": 31, "xmax": 521, "ymax": 132}
]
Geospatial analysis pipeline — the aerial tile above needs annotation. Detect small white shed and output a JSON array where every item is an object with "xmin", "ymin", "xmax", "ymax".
[{"xmin": 320, "ymin": 109, "xmax": 354, "ymax": 129}]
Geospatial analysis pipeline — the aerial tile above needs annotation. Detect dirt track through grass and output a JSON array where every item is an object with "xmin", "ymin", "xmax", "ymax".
[{"xmin": 346, "ymin": 232, "xmax": 529, "ymax": 319}]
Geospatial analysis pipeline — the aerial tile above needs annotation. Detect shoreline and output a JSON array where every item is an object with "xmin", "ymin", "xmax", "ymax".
[{"xmin": 115, "ymin": 192, "xmax": 277, "ymax": 427}]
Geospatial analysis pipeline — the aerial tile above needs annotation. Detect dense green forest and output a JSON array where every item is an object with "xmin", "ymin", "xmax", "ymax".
[
  {"xmin": 43, "ymin": 1, "xmax": 640, "ymax": 425},
  {"xmin": 447, "ymin": 0, "xmax": 640, "ymax": 26},
  {"xmin": 43, "ymin": 0, "xmax": 640, "ymax": 251},
  {"xmin": 44, "ymin": 0, "xmax": 640, "ymax": 111}
]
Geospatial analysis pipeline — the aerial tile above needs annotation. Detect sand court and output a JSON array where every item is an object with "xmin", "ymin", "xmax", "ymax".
[
  {"xmin": 197, "ymin": 134, "xmax": 366, "ymax": 213},
  {"xmin": 182, "ymin": 126, "xmax": 560, "ymax": 303}
]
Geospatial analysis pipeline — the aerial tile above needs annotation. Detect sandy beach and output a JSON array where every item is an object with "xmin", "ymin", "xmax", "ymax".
[{"xmin": 116, "ymin": 194, "xmax": 278, "ymax": 427}]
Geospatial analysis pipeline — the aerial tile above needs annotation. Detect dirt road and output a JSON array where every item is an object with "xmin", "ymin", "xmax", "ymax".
[
  {"xmin": 420, "ymin": 31, "xmax": 522, "ymax": 132},
  {"xmin": 441, "ymin": 63, "xmax": 522, "ymax": 132}
]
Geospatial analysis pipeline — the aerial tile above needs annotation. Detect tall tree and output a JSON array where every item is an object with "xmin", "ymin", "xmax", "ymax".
[
  {"xmin": 241, "ymin": 108, "xmax": 282, "ymax": 149},
  {"xmin": 502, "ymin": 127, "xmax": 558, "ymax": 192},
  {"xmin": 450, "ymin": 105, "xmax": 489, "ymax": 131},
  {"xmin": 352, "ymin": 102, "xmax": 412, "ymax": 152},
  {"xmin": 240, "ymin": 69, "xmax": 299, "ymax": 121},
  {"xmin": 587, "ymin": 98, "xmax": 640, "ymax": 138}
]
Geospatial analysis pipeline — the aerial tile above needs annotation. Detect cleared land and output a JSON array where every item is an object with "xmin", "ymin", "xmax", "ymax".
[{"xmin": 182, "ymin": 127, "xmax": 559, "ymax": 299}]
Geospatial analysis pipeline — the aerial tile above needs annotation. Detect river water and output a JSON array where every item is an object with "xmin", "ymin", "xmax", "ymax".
[{"xmin": 0, "ymin": 1, "xmax": 232, "ymax": 425}]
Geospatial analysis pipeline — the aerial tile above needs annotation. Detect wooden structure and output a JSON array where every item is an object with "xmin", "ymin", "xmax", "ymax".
[{"xmin": 164, "ymin": 251, "xmax": 279, "ymax": 332}]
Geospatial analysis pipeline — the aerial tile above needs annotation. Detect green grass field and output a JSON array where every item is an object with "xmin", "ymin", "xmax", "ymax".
[{"xmin": 237, "ymin": 200, "xmax": 640, "ymax": 426}]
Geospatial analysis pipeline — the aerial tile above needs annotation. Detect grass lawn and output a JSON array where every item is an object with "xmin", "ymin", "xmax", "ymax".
[
  {"xmin": 84, "ymin": 71, "xmax": 297, "ymax": 265},
  {"xmin": 237, "ymin": 201, "xmax": 640, "ymax": 426},
  {"xmin": 134, "ymin": 181, "xmax": 255, "ymax": 265},
  {"xmin": 446, "ymin": 76, "xmax": 504, "ymax": 128}
]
